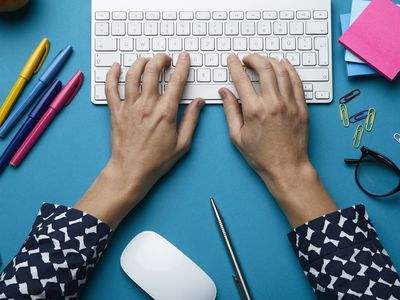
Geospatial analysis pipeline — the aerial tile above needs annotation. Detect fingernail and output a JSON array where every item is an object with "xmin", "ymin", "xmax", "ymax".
[
  {"xmin": 218, "ymin": 88, "xmax": 226, "ymax": 98},
  {"xmin": 228, "ymin": 53, "xmax": 236, "ymax": 61},
  {"xmin": 197, "ymin": 99, "xmax": 206, "ymax": 109},
  {"xmin": 180, "ymin": 52, "xmax": 188, "ymax": 59}
]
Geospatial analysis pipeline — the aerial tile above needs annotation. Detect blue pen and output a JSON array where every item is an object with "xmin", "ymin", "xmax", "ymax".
[
  {"xmin": 0, "ymin": 80, "xmax": 62, "ymax": 174},
  {"xmin": 0, "ymin": 45, "xmax": 72, "ymax": 138}
]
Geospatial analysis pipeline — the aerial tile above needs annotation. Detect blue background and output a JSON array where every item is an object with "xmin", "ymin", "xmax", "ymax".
[{"xmin": 1, "ymin": 1, "xmax": 400, "ymax": 299}]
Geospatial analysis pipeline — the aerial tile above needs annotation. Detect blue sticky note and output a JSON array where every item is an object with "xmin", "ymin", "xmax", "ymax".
[
  {"xmin": 345, "ymin": 0, "xmax": 371, "ymax": 64},
  {"xmin": 340, "ymin": 13, "xmax": 379, "ymax": 77}
]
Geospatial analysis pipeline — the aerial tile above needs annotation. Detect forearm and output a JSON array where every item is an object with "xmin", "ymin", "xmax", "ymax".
[{"xmin": 260, "ymin": 162, "xmax": 338, "ymax": 228}]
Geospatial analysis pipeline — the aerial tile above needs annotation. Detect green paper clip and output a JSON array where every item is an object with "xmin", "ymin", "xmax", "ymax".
[
  {"xmin": 365, "ymin": 108, "xmax": 376, "ymax": 132},
  {"xmin": 353, "ymin": 124, "xmax": 364, "ymax": 149},
  {"xmin": 339, "ymin": 103, "xmax": 350, "ymax": 128}
]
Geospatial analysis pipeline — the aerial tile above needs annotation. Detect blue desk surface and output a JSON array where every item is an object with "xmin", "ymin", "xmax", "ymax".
[{"xmin": 1, "ymin": 1, "xmax": 400, "ymax": 299}]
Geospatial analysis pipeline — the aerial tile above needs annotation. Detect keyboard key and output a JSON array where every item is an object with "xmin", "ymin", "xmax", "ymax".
[
  {"xmin": 196, "ymin": 11, "xmax": 211, "ymax": 20},
  {"xmin": 296, "ymin": 68, "xmax": 329, "ymax": 81},
  {"xmin": 152, "ymin": 37, "xmax": 167, "ymax": 51},
  {"xmin": 273, "ymin": 22, "xmax": 287, "ymax": 35},
  {"xmin": 246, "ymin": 11, "xmax": 261, "ymax": 20},
  {"xmin": 315, "ymin": 91, "xmax": 330, "ymax": 99},
  {"xmin": 161, "ymin": 22, "xmax": 174, "ymax": 36},
  {"xmin": 136, "ymin": 37, "xmax": 150, "ymax": 51},
  {"xmin": 296, "ymin": 11, "xmax": 311, "ymax": 20},
  {"xmin": 120, "ymin": 38, "xmax": 134, "ymax": 51},
  {"xmin": 192, "ymin": 22, "xmax": 207, "ymax": 35},
  {"xmin": 241, "ymin": 22, "xmax": 255, "ymax": 35},
  {"xmin": 245, "ymin": 68, "xmax": 258, "ymax": 81},
  {"xmin": 189, "ymin": 53, "xmax": 203, "ymax": 66},
  {"xmin": 282, "ymin": 37, "xmax": 296, "ymax": 50},
  {"xmin": 280, "ymin": 11, "xmax": 294, "ymax": 20},
  {"xmin": 298, "ymin": 37, "xmax": 312, "ymax": 50},
  {"xmin": 95, "ymin": 84, "xmax": 125, "ymax": 100},
  {"xmin": 185, "ymin": 37, "xmax": 199, "ymax": 51},
  {"xmin": 217, "ymin": 37, "xmax": 231, "ymax": 51},
  {"xmin": 95, "ymin": 23, "xmax": 109, "ymax": 36},
  {"xmin": 303, "ymin": 83, "xmax": 313, "ymax": 92},
  {"xmin": 263, "ymin": 11, "xmax": 277, "ymax": 20},
  {"xmin": 249, "ymin": 37, "xmax": 263, "ymax": 51},
  {"xmin": 313, "ymin": 11, "xmax": 328, "ymax": 20},
  {"xmin": 200, "ymin": 38, "xmax": 215, "ymax": 51},
  {"xmin": 233, "ymin": 37, "xmax": 247, "ymax": 51},
  {"xmin": 95, "ymin": 53, "xmax": 121, "ymax": 66},
  {"xmin": 177, "ymin": 22, "xmax": 191, "ymax": 35},
  {"xmin": 285, "ymin": 52, "xmax": 300, "ymax": 66},
  {"xmin": 180, "ymin": 84, "xmax": 244, "ymax": 100},
  {"xmin": 140, "ymin": 53, "xmax": 154, "ymax": 58},
  {"xmin": 209, "ymin": 22, "xmax": 223, "ymax": 36},
  {"xmin": 257, "ymin": 22, "xmax": 271, "ymax": 35},
  {"xmin": 128, "ymin": 22, "xmax": 142, "ymax": 35},
  {"xmin": 213, "ymin": 11, "xmax": 227, "ymax": 20},
  {"xmin": 270, "ymin": 52, "xmax": 284, "ymax": 60},
  {"xmin": 188, "ymin": 68, "xmax": 195, "ymax": 82},
  {"xmin": 221, "ymin": 53, "xmax": 232, "ymax": 66},
  {"xmin": 144, "ymin": 22, "xmax": 158, "ymax": 35},
  {"xmin": 306, "ymin": 21, "xmax": 328, "ymax": 35},
  {"xmin": 124, "ymin": 53, "xmax": 138, "ymax": 67},
  {"xmin": 171, "ymin": 53, "xmax": 180, "ymax": 66},
  {"xmin": 168, "ymin": 38, "xmax": 183, "ymax": 51},
  {"xmin": 304, "ymin": 91, "xmax": 313, "ymax": 100},
  {"xmin": 112, "ymin": 11, "xmax": 127, "ymax": 20},
  {"xmin": 111, "ymin": 22, "xmax": 125, "ymax": 36},
  {"xmin": 315, "ymin": 37, "xmax": 329, "ymax": 66},
  {"xmin": 225, "ymin": 22, "xmax": 239, "ymax": 35},
  {"xmin": 289, "ymin": 22, "xmax": 304, "ymax": 35},
  {"xmin": 163, "ymin": 11, "xmax": 177, "ymax": 20},
  {"xmin": 213, "ymin": 68, "xmax": 227, "ymax": 82},
  {"xmin": 302, "ymin": 52, "xmax": 317, "ymax": 66},
  {"xmin": 265, "ymin": 37, "xmax": 280, "ymax": 50},
  {"xmin": 95, "ymin": 69, "xmax": 108, "ymax": 82},
  {"xmin": 95, "ymin": 11, "xmax": 110, "ymax": 20},
  {"xmin": 229, "ymin": 11, "xmax": 244, "ymax": 20},
  {"xmin": 146, "ymin": 11, "xmax": 160, "ymax": 20},
  {"xmin": 205, "ymin": 53, "xmax": 219, "ymax": 66},
  {"xmin": 180, "ymin": 11, "xmax": 194, "ymax": 20},
  {"xmin": 197, "ymin": 69, "xmax": 211, "ymax": 82},
  {"xmin": 129, "ymin": 11, "xmax": 143, "ymax": 20}
]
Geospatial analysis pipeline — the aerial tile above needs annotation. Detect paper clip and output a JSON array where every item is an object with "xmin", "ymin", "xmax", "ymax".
[
  {"xmin": 339, "ymin": 89, "xmax": 361, "ymax": 104},
  {"xmin": 353, "ymin": 124, "xmax": 364, "ymax": 149},
  {"xmin": 394, "ymin": 133, "xmax": 400, "ymax": 144},
  {"xmin": 365, "ymin": 108, "xmax": 376, "ymax": 132},
  {"xmin": 349, "ymin": 109, "xmax": 368, "ymax": 124},
  {"xmin": 339, "ymin": 103, "xmax": 350, "ymax": 128}
]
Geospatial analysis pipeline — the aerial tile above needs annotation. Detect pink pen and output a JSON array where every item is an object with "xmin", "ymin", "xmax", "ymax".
[{"xmin": 10, "ymin": 71, "xmax": 84, "ymax": 167}]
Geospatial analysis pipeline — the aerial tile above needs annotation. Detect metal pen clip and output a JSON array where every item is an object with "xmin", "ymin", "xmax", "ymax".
[
  {"xmin": 339, "ymin": 103, "xmax": 350, "ymax": 128},
  {"xmin": 353, "ymin": 124, "xmax": 364, "ymax": 149},
  {"xmin": 394, "ymin": 133, "xmax": 400, "ymax": 144},
  {"xmin": 365, "ymin": 108, "xmax": 376, "ymax": 132},
  {"xmin": 339, "ymin": 88, "xmax": 361, "ymax": 104},
  {"xmin": 349, "ymin": 109, "xmax": 368, "ymax": 124}
]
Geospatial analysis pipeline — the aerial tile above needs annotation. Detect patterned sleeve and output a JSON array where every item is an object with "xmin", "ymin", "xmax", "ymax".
[
  {"xmin": 288, "ymin": 205, "xmax": 400, "ymax": 300},
  {"xmin": 0, "ymin": 203, "xmax": 112, "ymax": 300}
]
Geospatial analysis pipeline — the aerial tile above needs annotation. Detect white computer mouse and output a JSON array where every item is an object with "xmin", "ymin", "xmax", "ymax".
[{"xmin": 121, "ymin": 231, "xmax": 217, "ymax": 300}]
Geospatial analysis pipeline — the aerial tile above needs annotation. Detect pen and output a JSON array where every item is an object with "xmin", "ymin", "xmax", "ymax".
[
  {"xmin": 0, "ymin": 80, "xmax": 62, "ymax": 174},
  {"xmin": 210, "ymin": 197, "xmax": 252, "ymax": 300},
  {"xmin": 0, "ymin": 38, "xmax": 50, "ymax": 126},
  {"xmin": 10, "ymin": 71, "xmax": 83, "ymax": 167},
  {"xmin": 0, "ymin": 45, "xmax": 72, "ymax": 138}
]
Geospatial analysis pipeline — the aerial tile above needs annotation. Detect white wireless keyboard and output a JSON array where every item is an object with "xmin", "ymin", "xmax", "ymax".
[{"xmin": 91, "ymin": 0, "xmax": 332, "ymax": 104}]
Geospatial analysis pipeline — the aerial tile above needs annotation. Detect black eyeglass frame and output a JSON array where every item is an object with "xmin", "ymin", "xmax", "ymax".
[{"xmin": 344, "ymin": 146, "xmax": 400, "ymax": 198}]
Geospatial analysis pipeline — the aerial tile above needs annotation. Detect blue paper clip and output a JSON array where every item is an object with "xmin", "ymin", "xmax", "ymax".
[
  {"xmin": 339, "ymin": 89, "xmax": 361, "ymax": 104},
  {"xmin": 349, "ymin": 109, "xmax": 368, "ymax": 124}
]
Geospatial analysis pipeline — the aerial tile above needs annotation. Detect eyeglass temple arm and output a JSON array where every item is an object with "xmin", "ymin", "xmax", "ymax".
[{"xmin": 344, "ymin": 158, "xmax": 361, "ymax": 165}]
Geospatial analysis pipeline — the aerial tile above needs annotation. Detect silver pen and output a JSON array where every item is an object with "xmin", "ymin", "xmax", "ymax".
[{"xmin": 210, "ymin": 197, "xmax": 252, "ymax": 300}]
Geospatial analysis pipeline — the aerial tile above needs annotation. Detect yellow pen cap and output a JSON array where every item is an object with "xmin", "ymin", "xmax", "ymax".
[{"xmin": 19, "ymin": 38, "xmax": 50, "ymax": 81}]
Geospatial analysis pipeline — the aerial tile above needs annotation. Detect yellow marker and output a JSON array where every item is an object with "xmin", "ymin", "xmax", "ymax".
[{"xmin": 0, "ymin": 38, "xmax": 50, "ymax": 125}]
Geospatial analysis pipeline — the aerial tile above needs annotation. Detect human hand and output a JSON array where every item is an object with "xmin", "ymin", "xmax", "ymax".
[
  {"xmin": 75, "ymin": 53, "xmax": 205, "ymax": 228},
  {"xmin": 220, "ymin": 54, "xmax": 337, "ymax": 227}
]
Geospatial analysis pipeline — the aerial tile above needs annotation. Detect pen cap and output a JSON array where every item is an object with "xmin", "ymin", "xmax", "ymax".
[
  {"xmin": 51, "ymin": 71, "xmax": 84, "ymax": 111},
  {"xmin": 30, "ymin": 80, "xmax": 62, "ymax": 118},
  {"xmin": 40, "ymin": 46, "xmax": 73, "ymax": 85},
  {"xmin": 20, "ymin": 38, "xmax": 50, "ymax": 81}
]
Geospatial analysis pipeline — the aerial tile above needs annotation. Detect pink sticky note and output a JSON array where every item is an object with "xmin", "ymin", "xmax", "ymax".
[{"xmin": 339, "ymin": 0, "xmax": 400, "ymax": 80}]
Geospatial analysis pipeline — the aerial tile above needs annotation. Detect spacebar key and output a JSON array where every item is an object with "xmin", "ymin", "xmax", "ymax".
[
  {"xmin": 295, "ymin": 68, "xmax": 329, "ymax": 82},
  {"xmin": 180, "ymin": 84, "xmax": 260, "ymax": 100}
]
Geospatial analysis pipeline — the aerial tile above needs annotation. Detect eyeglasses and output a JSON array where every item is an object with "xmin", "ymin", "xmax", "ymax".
[{"xmin": 345, "ymin": 146, "xmax": 400, "ymax": 198}]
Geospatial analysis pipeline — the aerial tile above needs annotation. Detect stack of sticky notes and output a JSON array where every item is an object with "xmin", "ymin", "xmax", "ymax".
[{"xmin": 339, "ymin": 0, "xmax": 400, "ymax": 79}]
